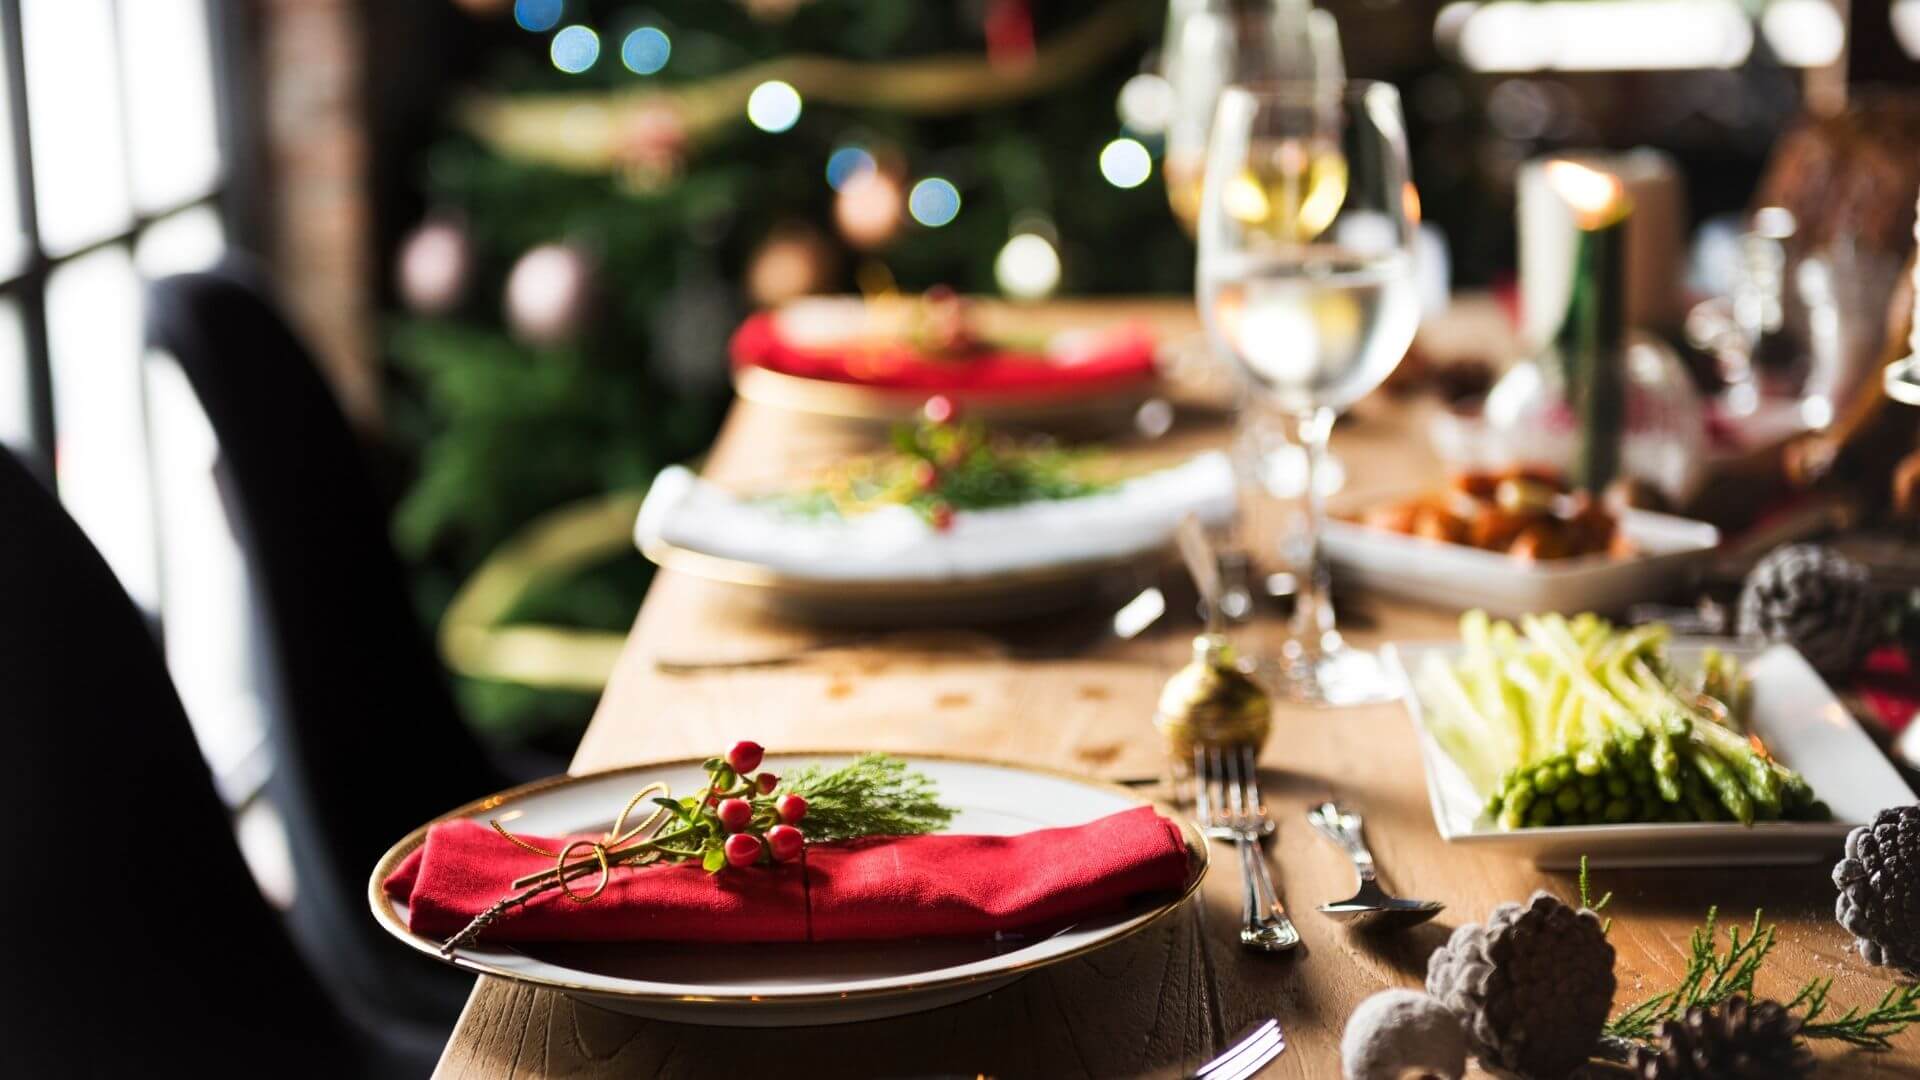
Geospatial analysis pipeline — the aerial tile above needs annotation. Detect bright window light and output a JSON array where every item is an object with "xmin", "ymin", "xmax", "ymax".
[{"xmin": 1454, "ymin": 0, "xmax": 1753, "ymax": 72}]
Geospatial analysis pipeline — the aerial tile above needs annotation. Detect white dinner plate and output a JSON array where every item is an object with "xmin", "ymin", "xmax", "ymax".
[
  {"xmin": 368, "ymin": 754, "xmax": 1207, "ymax": 1027},
  {"xmin": 1324, "ymin": 510, "xmax": 1720, "ymax": 617},
  {"xmin": 1387, "ymin": 641, "xmax": 1915, "ymax": 868}
]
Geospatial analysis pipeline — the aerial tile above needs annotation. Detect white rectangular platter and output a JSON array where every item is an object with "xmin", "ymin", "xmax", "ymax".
[{"xmin": 1387, "ymin": 641, "xmax": 1915, "ymax": 868}]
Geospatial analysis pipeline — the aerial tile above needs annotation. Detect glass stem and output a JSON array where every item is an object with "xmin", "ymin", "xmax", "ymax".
[{"xmin": 1285, "ymin": 407, "xmax": 1337, "ymax": 658}]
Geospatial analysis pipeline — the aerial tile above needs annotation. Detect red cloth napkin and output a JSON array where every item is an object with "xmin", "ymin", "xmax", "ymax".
[
  {"xmin": 730, "ymin": 312, "xmax": 1159, "ymax": 394},
  {"xmin": 385, "ymin": 805, "xmax": 1191, "ymax": 943}
]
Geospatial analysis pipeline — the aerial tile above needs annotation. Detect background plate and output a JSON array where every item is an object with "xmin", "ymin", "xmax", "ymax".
[
  {"xmin": 1325, "ymin": 510, "xmax": 1719, "ymax": 617},
  {"xmin": 1387, "ymin": 641, "xmax": 1914, "ymax": 868},
  {"xmin": 369, "ymin": 754, "xmax": 1206, "ymax": 1026}
]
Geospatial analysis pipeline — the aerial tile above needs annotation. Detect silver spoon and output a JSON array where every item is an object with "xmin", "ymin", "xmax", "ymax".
[{"xmin": 1306, "ymin": 801, "xmax": 1444, "ymax": 929}]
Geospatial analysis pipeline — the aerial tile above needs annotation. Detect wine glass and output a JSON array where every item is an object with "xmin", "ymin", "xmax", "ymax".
[
  {"xmin": 1196, "ymin": 81, "xmax": 1419, "ymax": 705},
  {"xmin": 1162, "ymin": 0, "xmax": 1343, "ymax": 238}
]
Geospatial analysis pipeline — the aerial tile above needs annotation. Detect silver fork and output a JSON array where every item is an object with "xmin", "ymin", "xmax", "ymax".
[
  {"xmin": 1193, "ymin": 744, "xmax": 1301, "ymax": 952},
  {"xmin": 1189, "ymin": 1016, "xmax": 1287, "ymax": 1079}
]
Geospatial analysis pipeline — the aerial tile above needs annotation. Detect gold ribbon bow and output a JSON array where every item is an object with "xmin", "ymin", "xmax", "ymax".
[{"xmin": 489, "ymin": 782, "xmax": 674, "ymax": 903}]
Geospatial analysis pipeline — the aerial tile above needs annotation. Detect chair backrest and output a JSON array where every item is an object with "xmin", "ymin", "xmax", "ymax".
[
  {"xmin": 145, "ymin": 264, "xmax": 502, "ymax": 1019},
  {"xmin": 0, "ymin": 447, "xmax": 366, "ymax": 1073}
]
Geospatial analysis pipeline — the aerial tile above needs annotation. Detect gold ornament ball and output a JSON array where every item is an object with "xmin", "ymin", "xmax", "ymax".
[
  {"xmin": 835, "ymin": 168, "xmax": 906, "ymax": 251},
  {"xmin": 1154, "ymin": 634, "xmax": 1272, "ymax": 758}
]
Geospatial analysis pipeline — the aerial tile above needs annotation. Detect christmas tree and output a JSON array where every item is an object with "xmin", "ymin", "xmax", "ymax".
[{"xmin": 389, "ymin": 0, "xmax": 1192, "ymax": 745}]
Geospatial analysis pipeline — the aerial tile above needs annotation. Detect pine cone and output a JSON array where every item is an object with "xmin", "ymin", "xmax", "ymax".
[
  {"xmin": 1736, "ymin": 544, "xmax": 1878, "ymax": 676},
  {"xmin": 1627, "ymin": 996, "xmax": 1813, "ymax": 1079},
  {"xmin": 1834, "ymin": 804, "xmax": 1920, "ymax": 975},
  {"xmin": 1426, "ymin": 891, "xmax": 1615, "ymax": 1079}
]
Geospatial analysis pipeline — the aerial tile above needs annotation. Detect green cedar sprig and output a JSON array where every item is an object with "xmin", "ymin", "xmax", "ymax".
[
  {"xmin": 1584, "ymin": 859, "xmax": 1920, "ymax": 1051},
  {"xmin": 776, "ymin": 752, "xmax": 955, "ymax": 842}
]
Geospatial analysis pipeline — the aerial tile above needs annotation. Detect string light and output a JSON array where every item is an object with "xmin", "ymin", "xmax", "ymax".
[
  {"xmin": 747, "ymin": 81, "xmax": 803, "ymax": 133},
  {"xmin": 514, "ymin": 0, "xmax": 564, "ymax": 32},
  {"xmin": 825, "ymin": 146, "xmax": 876, "ymax": 190},
  {"xmin": 908, "ymin": 178, "xmax": 961, "ymax": 227},
  {"xmin": 994, "ymin": 233, "xmax": 1062, "ymax": 299},
  {"xmin": 1099, "ymin": 138, "xmax": 1152, "ymax": 189},
  {"xmin": 621, "ymin": 27, "xmax": 671, "ymax": 75},
  {"xmin": 550, "ymin": 25, "xmax": 600, "ymax": 74}
]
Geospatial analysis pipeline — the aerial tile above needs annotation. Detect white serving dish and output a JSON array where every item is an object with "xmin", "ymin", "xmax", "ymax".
[
  {"xmin": 1324, "ymin": 510, "xmax": 1720, "ymax": 617},
  {"xmin": 1387, "ymin": 641, "xmax": 1914, "ymax": 868},
  {"xmin": 370, "ymin": 754, "xmax": 1205, "ymax": 1027}
]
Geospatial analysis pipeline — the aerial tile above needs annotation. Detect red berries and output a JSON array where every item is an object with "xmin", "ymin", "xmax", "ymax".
[
  {"xmin": 928, "ymin": 502, "xmax": 954, "ymax": 532},
  {"xmin": 727, "ymin": 740, "xmax": 764, "ymax": 774},
  {"xmin": 913, "ymin": 459, "xmax": 941, "ymax": 492},
  {"xmin": 776, "ymin": 794, "xmax": 809, "ymax": 824},
  {"xmin": 723, "ymin": 833, "xmax": 763, "ymax": 868},
  {"xmin": 716, "ymin": 797, "xmax": 753, "ymax": 832},
  {"xmin": 766, "ymin": 824, "xmax": 805, "ymax": 862},
  {"xmin": 755, "ymin": 772, "xmax": 779, "ymax": 795}
]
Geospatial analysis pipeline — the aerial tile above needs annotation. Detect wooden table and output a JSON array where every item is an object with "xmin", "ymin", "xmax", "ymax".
[{"xmin": 433, "ymin": 301, "xmax": 1919, "ymax": 1078}]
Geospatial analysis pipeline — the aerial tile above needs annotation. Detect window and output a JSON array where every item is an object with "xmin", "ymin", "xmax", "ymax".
[
  {"xmin": 0, "ymin": 1, "xmax": 252, "ymax": 790},
  {"xmin": 0, "ymin": 0, "xmax": 235, "ymax": 601}
]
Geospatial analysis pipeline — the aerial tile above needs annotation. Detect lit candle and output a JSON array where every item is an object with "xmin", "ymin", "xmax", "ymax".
[{"xmin": 1538, "ymin": 159, "xmax": 1633, "ymax": 492}]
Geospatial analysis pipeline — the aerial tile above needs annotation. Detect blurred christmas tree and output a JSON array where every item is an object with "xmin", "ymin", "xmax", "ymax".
[{"xmin": 389, "ymin": 0, "xmax": 1191, "ymax": 747}]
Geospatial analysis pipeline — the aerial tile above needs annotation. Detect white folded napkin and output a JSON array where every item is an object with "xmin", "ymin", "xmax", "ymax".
[{"xmin": 634, "ymin": 452, "xmax": 1236, "ymax": 582}]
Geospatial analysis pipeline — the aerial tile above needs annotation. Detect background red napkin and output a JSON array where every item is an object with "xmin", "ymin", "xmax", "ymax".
[
  {"xmin": 730, "ymin": 312, "xmax": 1158, "ymax": 394},
  {"xmin": 385, "ymin": 805, "xmax": 1190, "ymax": 944}
]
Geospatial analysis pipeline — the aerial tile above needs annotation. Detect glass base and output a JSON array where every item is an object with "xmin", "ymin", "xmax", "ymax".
[{"xmin": 1266, "ymin": 642, "xmax": 1397, "ymax": 707}]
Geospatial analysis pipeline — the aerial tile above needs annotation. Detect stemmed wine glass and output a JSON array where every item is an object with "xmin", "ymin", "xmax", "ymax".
[{"xmin": 1196, "ymin": 81, "xmax": 1420, "ymax": 705}]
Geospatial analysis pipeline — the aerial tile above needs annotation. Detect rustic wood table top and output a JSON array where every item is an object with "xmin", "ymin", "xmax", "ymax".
[{"xmin": 433, "ymin": 299, "xmax": 1920, "ymax": 1079}]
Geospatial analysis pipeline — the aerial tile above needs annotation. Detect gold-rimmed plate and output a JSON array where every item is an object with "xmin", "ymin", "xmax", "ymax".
[
  {"xmin": 369, "ymin": 753, "xmax": 1207, "ymax": 1027},
  {"xmin": 641, "ymin": 536, "xmax": 1165, "ymax": 625}
]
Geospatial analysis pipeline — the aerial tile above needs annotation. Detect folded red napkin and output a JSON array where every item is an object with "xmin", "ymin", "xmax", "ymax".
[
  {"xmin": 385, "ymin": 805, "xmax": 1190, "ymax": 944},
  {"xmin": 730, "ymin": 312, "xmax": 1158, "ymax": 394}
]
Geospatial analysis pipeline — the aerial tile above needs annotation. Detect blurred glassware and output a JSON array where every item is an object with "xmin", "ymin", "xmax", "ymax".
[
  {"xmin": 1469, "ymin": 333, "xmax": 1706, "ymax": 505},
  {"xmin": 1197, "ymin": 81, "xmax": 1418, "ymax": 705},
  {"xmin": 1161, "ymin": 0, "xmax": 1343, "ymax": 238},
  {"xmin": 1686, "ymin": 207, "xmax": 1801, "ymax": 417}
]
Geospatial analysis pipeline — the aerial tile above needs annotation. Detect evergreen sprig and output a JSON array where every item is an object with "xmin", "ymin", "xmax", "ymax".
[
  {"xmin": 1791, "ymin": 980, "xmax": 1920, "ymax": 1050},
  {"xmin": 1587, "ymin": 860, "xmax": 1920, "ymax": 1053},
  {"xmin": 778, "ymin": 753, "xmax": 956, "ymax": 842},
  {"xmin": 1606, "ymin": 908, "xmax": 1773, "ymax": 1040}
]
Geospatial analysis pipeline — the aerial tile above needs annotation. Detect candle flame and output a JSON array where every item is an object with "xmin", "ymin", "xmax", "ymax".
[
  {"xmin": 1543, "ymin": 160, "xmax": 1631, "ymax": 228},
  {"xmin": 1403, "ymin": 181, "xmax": 1423, "ymax": 226}
]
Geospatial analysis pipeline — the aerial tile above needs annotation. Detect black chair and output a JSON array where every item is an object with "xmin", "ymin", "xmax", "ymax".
[
  {"xmin": 145, "ymin": 264, "xmax": 518, "ymax": 1027},
  {"xmin": 0, "ymin": 447, "xmax": 438, "ymax": 1077}
]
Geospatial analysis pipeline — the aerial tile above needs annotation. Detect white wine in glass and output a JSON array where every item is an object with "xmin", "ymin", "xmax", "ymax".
[
  {"xmin": 1160, "ymin": 0, "xmax": 1344, "ymax": 237},
  {"xmin": 1197, "ymin": 81, "xmax": 1419, "ymax": 705}
]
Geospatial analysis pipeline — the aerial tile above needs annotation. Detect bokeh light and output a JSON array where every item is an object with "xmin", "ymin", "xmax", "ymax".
[
  {"xmin": 908, "ymin": 178, "xmax": 961, "ymax": 227},
  {"xmin": 994, "ymin": 233, "xmax": 1061, "ymax": 299},
  {"xmin": 826, "ymin": 146, "xmax": 876, "ymax": 190},
  {"xmin": 1761, "ymin": 0, "xmax": 1845, "ymax": 66},
  {"xmin": 747, "ymin": 81, "xmax": 803, "ymax": 133},
  {"xmin": 1116, "ymin": 73, "xmax": 1173, "ymax": 135},
  {"xmin": 514, "ymin": 0, "xmax": 565, "ymax": 32},
  {"xmin": 550, "ymin": 26, "xmax": 600, "ymax": 74},
  {"xmin": 1099, "ymin": 138, "xmax": 1153, "ymax": 189},
  {"xmin": 621, "ymin": 27, "xmax": 671, "ymax": 75}
]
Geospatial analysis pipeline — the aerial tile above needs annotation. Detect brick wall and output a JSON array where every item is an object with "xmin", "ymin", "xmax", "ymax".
[{"xmin": 260, "ymin": 0, "xmax": 378, "ymax": 427}]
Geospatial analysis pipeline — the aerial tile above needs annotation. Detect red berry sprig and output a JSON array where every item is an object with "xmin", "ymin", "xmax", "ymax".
[{"xmin": 660, "ymin": 742, "xmax": 812, "ymax": 873}]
